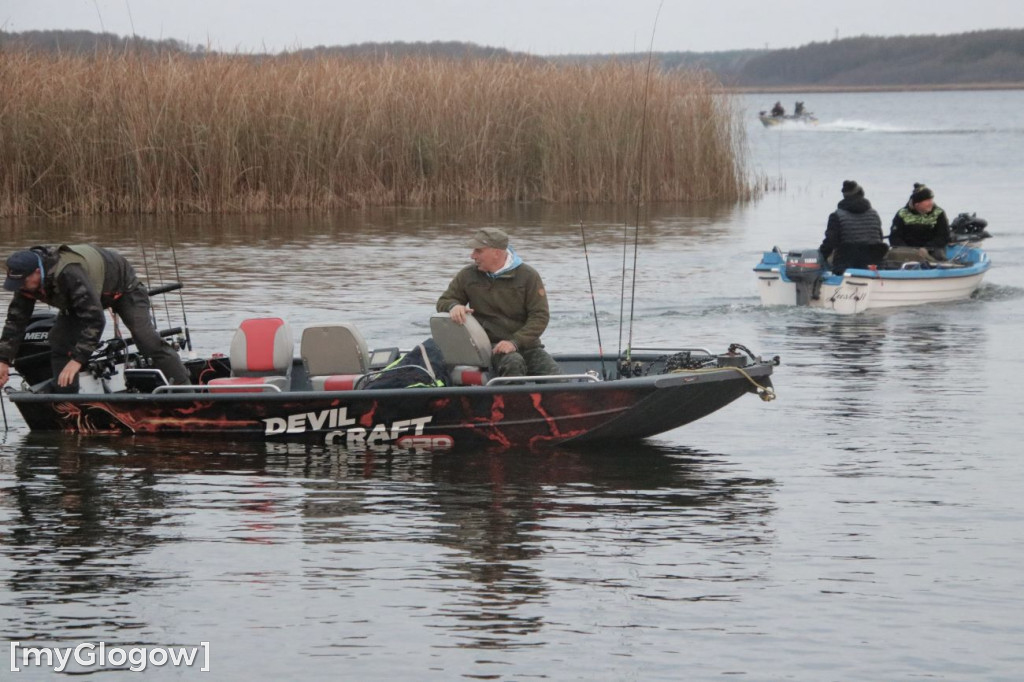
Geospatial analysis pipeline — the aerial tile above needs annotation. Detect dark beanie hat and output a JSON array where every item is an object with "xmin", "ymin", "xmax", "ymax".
[
  {"xmin": 910, "ymin": 183, "xmax": 934, "ymax": 203},
  {"xmin": 841, "ymin": 180, "xmax": 864, "ymax": 198}
]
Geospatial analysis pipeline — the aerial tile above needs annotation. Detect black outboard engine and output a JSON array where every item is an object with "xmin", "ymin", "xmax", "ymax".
[
  {"xmin": 950, "ymin": 212, "xmax": 991, "ymax": 242},
  {"xmin": 785, "ymin": 249, "xmax": 825, "ymax": 306},
  {"xmin": 11, "ymin": 312, "xmax": 58, "ymax": 387}
]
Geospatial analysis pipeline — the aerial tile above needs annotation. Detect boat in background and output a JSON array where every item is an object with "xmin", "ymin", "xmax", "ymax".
[
  {"xmin": 753, "ymin": 213, "xmax": 992, "ymax": 314},
  {"xmin": 758, "ymin": 111, "xmax": 819, "ymax": 127}
]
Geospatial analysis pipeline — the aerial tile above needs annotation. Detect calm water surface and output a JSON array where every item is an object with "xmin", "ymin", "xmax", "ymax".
[{"xmin": 2, "ymin": 90, "xmax": 1023, "ymax": 680}]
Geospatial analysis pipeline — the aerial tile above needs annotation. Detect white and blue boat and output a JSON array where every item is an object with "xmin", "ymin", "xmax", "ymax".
[{"xmin": 753, "ymin": 214, "xmax": 992, "ymax": 315}]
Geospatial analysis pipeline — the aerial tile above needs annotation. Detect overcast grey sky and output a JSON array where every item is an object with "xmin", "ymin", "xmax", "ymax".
[{"xmin": 3, "ymin": 0, "xmax": 1024, "ymax": 54}]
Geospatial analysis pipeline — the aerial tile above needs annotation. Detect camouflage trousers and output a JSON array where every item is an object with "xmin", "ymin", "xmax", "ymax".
[
  {"xmin": 492, "ymin": 346, "xmax": 561, "ymax": 377},
  {"xmin": 49, "ymin": 285, "xmax": 191, "ymax": 392}
]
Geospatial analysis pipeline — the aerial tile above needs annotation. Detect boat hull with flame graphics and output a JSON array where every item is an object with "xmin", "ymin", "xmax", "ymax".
[{"xmin": 6, "ymin": 351, "xmax": 777, "ymax": 450}]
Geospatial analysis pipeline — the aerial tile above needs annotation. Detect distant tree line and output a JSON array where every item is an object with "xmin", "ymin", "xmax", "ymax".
[
  {"xmin": 3, "ymin": 28, "xmax": 1023, "ymax": 88},
  {"xmin": 557, "ymin": 29, "xmax": 1024, "ymax": 88},
  {"xmin": 0, "ymin": 29, "xmax": 199, "ymax": 55},
  {"xmin": 728, "ymin": 29, "xmax": 1024, "ymax": 87},
  {"xmin": 291, "ymin": 41, "xmax": 537, "ymax": 62}
]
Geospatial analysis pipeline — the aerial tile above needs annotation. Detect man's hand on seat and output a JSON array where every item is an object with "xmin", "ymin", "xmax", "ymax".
[{"xmin": 449, "ymin": 304, "xmax": 473, "ymax": 324}]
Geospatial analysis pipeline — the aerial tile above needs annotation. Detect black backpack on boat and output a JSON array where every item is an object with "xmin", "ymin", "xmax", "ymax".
[{"xmin": 358, "ymin": 338, "xmax": 451, "ymax": 389}]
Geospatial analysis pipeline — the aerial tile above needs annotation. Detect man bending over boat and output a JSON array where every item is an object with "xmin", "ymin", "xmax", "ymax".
[
  {"xmin": 819, "ymin": 180, "xmax": 888, "ymax": 275},
  {"xmin": 889, "ymin": 183, "xmax": 950, "ymax": 262},
  {"xmin": 0, "ymin": 244, "xmax": 190, "ymax": 392},
  {"xmin": 437, "ymin": 227, "xmax": 560, "ymax": 378}
]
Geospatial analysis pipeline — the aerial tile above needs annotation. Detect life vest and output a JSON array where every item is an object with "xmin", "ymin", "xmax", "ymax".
[
  {"xmin": 834, "ymin": 208, "xmax": 882, "ymax": 245},
  {"xmin": 50, "ymin": 244, "xmax": 106, "ymax": 301}
]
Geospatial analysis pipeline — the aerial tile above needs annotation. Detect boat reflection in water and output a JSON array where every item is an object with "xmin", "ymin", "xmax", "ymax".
[{"xmin": 1, "ymin": 433, "xmax": 777, "ymax": 653}]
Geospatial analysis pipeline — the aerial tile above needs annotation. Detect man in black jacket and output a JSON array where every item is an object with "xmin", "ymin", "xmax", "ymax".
[
  {"xmin": 819, "ymin": 180, "xmax": 888, "ymax": 275},
  {"xmin": 0, "ymin": 244, "xmax": 190, "ymax": 392}
]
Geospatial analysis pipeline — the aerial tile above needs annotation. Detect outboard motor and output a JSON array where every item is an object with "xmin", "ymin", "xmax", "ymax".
[
  {"xmin": 950, "ymin": 212, "xmax": 991, "ymax": 242},
  {"xmin": 11, "ymin": 312, "xmax": 57, "ymax": 387},
  {"xmin": 11, "ymin": 301, "xmax": 188, "ymax": 390},
  {"xmin": 785, "ymin": 249, "xmax": 825, "ymax": 306}
]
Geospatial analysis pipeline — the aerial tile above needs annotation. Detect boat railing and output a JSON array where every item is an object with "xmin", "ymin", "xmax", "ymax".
[
  {"xmin": 486, "ymin": 373, "xmax": 601, "ymax": 386},
  {"xmin": 153, "ymin": 383, "xmax": 283, "ymax": 394},
  {"xmin": 149, "ymin": 375, "xmax": 600, "ymax": 394},
  {"xmin": 627, "ymin": 346, "xmax": 714, "ymax": 355}
]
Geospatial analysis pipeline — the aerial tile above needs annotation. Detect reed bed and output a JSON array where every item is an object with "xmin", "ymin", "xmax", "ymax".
[{"xmin": 0, "ymin": 50, "xmax": 753, "ymax": 216}]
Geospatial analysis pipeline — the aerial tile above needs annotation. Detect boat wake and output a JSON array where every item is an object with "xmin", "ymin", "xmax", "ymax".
[
  {"xmin": 973, "ymin": 282, "xmax": 1024, "ymax": 302},
  {"xmin": 818, "ymin": 119, "xmax": 907, "ymax": 133},
  {"xmin": 812, "ymin": 119, "xmax": 1020, "ymax": 135}
]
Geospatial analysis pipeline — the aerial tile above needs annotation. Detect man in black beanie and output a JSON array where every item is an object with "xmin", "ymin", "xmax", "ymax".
[
  {"xmin": 889, "ymin": 183, "xmax": 950, "ymax": 260},
  {"xmin": 819, "ymin": 180, "xmax": 887, "ymax": 275}
]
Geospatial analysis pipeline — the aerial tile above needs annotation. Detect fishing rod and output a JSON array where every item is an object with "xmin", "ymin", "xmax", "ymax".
[
  {"xmin": 579, "ymin": 220, "xmax": 608, "ymax": 379},
  {"xmin": 616, "ymin": 54, "xmax": 642, "ymax": 375},
  {"xmin": 136, "ymin": 232, "xmax": 157, "ymax": 328},
  {"xmin": 619, "ymin": 3, "xmax": 662, "ymax": 378},
  {"xmin": 150, "ymin": 245, "xmax": 178, "ymax": 336},
  {"xmin": 616, "ymin": 215, "xmax": 630, "ymax": 377},
  {"xmin": 166, "ymin": 223, "xmax": 193, "ymax": 352}
]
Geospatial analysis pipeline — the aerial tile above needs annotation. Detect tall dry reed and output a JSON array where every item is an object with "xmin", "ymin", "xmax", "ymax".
[{"xmin": 0, "ymin": 50, "xmax": 752, "ymax": 216}]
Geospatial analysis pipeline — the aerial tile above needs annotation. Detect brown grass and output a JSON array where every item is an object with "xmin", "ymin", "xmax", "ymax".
[{"xmin": 0, "ymin": 50, "xmax": 753, "ymax": 216}]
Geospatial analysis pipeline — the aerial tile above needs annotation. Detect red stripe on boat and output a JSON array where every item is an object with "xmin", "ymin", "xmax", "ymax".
[
  {"xmin": 241, "ymin": 317, "xmax": 284, "ymax": 371},
  {"xmin": 322, "ymin": 374, "xmax": 360, "ymax": 391},
  {"xmin": 208, "ymin": 376, "xmax": 276, "ymax": 393}
]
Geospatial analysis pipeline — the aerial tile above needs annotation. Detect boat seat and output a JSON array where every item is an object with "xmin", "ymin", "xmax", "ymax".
[
  {"xmin": 300, "ymin": 323, "xmax": 370, "ymax": 391},
  {"xmin": 208, "ymin": 317, "xmax": 294, "ymax": 393},
  {"xmin": 429, "ymin": 313, "xmax": 492, "ymax": 385}
]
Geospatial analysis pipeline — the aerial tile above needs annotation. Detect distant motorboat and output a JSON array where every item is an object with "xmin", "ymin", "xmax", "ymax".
[{"xmin": 758, "ymin": 111, "xmax": 819, "ymax": 127}]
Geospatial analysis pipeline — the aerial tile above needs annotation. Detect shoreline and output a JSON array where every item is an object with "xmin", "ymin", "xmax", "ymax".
[{"xmin": 724, "ymin": 82, "xmax": 1024, "ymax": 94}]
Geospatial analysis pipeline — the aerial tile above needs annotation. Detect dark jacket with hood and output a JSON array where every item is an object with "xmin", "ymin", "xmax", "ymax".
[
  {"xmin": 0, "ymin": 244, "xmax": 140, "ymax": 365},
  {"xmin": 436, "ymin": 258, "xmax": 549, "ymax": 351},
  {"xmin": 890, "ymin": 204, "xmax": 950, "ymax": 250},
  {"xmin": 819, "ymin": 195, "xmax": 886, "ymax": 275}
]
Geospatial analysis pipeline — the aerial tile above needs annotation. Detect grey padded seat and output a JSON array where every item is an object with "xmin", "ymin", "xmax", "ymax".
[
  {"xmin": 429, "ymin": 313, "xmax": 492, "ymax": 385},
  {"xmin": 300, "ymin": 323, "xmax": 370, "ymax": 390},
  {"xmin": 208, "ymin": 317, "xmax": 294, "ymax": 392}
]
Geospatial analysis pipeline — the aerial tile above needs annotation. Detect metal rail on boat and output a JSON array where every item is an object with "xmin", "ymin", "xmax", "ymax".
[
  {"xmin": 486, "ymin": 373, "xmax": 600, "ymax": 386},
  {"xmin": 154, "ymin": 383, "xmax": 283, "ymax": 393}
]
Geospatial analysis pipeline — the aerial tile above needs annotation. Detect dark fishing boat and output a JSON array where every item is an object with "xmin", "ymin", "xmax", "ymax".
[
  {"xmin": 758, "ymin": 112, "xmax": 818, "ymax": 127},
  {"xmin": 3, "ymin": 307, "xmax": 778, "ymax": 450}
]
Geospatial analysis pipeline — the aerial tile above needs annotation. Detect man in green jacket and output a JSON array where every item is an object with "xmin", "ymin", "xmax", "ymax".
[
  {"xmin": 437, "ymin": 228, "xmax": 560, "ymax": 377},
  {"xmin": 1, "ymin": 244, "xmax": 191, "ymax": 392},
  {"xmin": 889, "ymin": 183, "xmax": 951, "ymax": 261}
]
